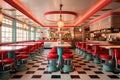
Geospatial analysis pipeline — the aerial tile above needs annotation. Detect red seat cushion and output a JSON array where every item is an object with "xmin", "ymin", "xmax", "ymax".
[
  {"xmin": 117, "ymin": 59, "xmax": 120, "ymax": 65},
  {"xmin": 100, "ymin": 54, "xmax": 112, "ymax": 60},
  {"xmin": 47, "ymin": 54, "xmax": 58, "ymax": 59},
  {"xmin": 62, "ymin": 53, "xmax": 73, "ymax": 59},
  {"xmin": 17, "ymin": 54, "xmax": 29, "ymax": 59},
  {"xmin": 0, "ymin": 58, "xmax": 14, "ymax": 65}
]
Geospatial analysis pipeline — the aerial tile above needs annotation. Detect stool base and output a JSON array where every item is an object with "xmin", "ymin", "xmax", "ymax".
[
  {"xmin": 48, "ymin": 66, "xmax": 58, "ymax": 72},
  {"xmin": 86, "ymin": 54, "xmax": 92, "ymax": 60},
  {"xmin": 94, "ymin": 58, "xmax": 100, "ymax": 64},
  {"xmin": 102, "ymin": 64, "xmax": 114, "ymax": 71},
  {"xmin": 0, "ymin": 72, "xmax": 11, "ymax": 79},
  {"xmin": 62, "ymin": 65, "xmax": 73, "ymax": 72},
  {"xmin": 15, "ymin": 64, "xmax": 27, "ymax": 71}
]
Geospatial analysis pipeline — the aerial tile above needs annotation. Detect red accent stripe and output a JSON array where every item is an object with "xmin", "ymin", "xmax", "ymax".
[
  {"xmin": 4, "ymin": 0, "xmax": 45, "ymax": 27},
  {"xmin": 74, "ymin": 0, "xmax": 112, "ymax": 26},
  {"xmin": 44, "ymin": 11, "xmax": 78, "ymax": 22}
]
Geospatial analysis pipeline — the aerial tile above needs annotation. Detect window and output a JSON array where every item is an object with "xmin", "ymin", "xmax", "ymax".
[
  {"xmin": 1, "ymin": 26, "xmax": 12, "ymax": 42},
  {"xmin": 16, "ymin": 22, "xmax": 23, "ymax": 28},
  {"xmin": 2, "ymin": 18, "xmax": 12, "ymax": 25},
  {"xmin": 36, "ymin": 32, "xmax": 40, "ymax": 40},
  {"xmin": 31, "ymin": 31, "xmax": 34, "ymax": 40},
  {"xmin": 17, "ymin": 29, "xmax": 28, "ymax": 41},
  {"xmin": 16, "ymin": 22, "xmax": 28, "ymax": 41}
]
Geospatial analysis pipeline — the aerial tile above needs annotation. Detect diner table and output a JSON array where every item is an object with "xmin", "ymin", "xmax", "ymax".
[
  {"xmin": 51, "ymin": 42, "xmax": 71, "ymax": 69},
  {"xmin": 9, "ymin": 43, "xmax": 38, "ymax": 59},
  {"xmin": 0, "ymin": 45, "xmax": 27, "ymax": 79}
]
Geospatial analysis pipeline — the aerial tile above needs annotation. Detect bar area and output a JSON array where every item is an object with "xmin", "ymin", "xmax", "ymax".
[{"xmin": 0, "ymin": 0, "xmax": 120, "ymax": 80}]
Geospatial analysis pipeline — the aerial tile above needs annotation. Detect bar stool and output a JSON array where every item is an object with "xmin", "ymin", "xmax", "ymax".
[
  {"xmin": 91, "ymin": 45, "xmax": 100, "ymax": 64},
  {"xmin": 86, "ymin": 45, "xmax": 93, "ymax": 60},
  {"xmin": 47, "ymin": 53, "xmax": 58, "ymax": 72},
  {"xmin": 0, "ymin": 51, "xmax": 14, "ymax": 79},
  {"xmin": 100, "ymin": 52, "xmax": 112, "ymax": 71},
  {"xmin": 113, "ymin": 49, "xmax": 120, "ymax": 72},
  {"xmin": 16, "ymin": 52, "xmax": 29, "ymax": 71},
  {"xmin": 62, "ymin": 53, "xmax": 73, "ymax": 72}
]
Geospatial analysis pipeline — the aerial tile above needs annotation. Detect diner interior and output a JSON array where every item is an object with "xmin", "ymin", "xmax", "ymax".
[{"xmin": 0, "ymin": 0, "xmax": 120, "ymax": 80}]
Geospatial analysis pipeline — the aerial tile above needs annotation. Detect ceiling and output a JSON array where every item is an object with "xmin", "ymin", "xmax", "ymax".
[{"xmin": 1, "ymin": 0, "xmax": 120, "ymax": 28}]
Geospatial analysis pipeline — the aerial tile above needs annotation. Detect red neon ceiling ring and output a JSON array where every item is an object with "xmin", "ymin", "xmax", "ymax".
[{"xmin": 44, "ymin": 11, "xmax": 78, "ymax": 22}]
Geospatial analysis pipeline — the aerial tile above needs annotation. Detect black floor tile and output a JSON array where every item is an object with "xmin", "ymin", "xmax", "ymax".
[
  {"xmin": 10, "ymin": 71, "xmax": 17, "ymax": 74},
  {"xmin": 78, "ymin": 71, "xmax": 86, "ymax": 74},
  {"xmin": 107, "ymin": 75, "xmax": 119, "ymax": 79},
  {"xmin": 89, "ymin": 75, "xmax": 100, "ymax": 79},
  {"xmin": 37, "ymin": 61, "xmax": 42, "ymax": 63},
  {"xmin": 26, "ymin": 71, "xmax": 35, "ymax": 74},
  {"xmin": 44, "ymin": 71, "xmax": 52, "ymax": 74},
  {"xmin": 32, "ymin": 65, "xmax": 39, "ymax": 67},
  {"xmin": 80, "ymin": 63, "xmax": 86, "ymax": 65},
  {"xmin": 41, "ymin": 63, "xmax": 48, "ymax": 65},
  {"xmin": 88, "ymin": 65, "xmax": 95, "ymax": 68},
  {"xmin": 12, "ymin": 75, "xmax": 23, "ymax": 79},
  {"xmin": 84, "ymin": 68, "xmax": 91, "ymax": 70},
  {"xmin": 51, "ymin": 75, "xmax": 61, "ymax": 79},
  {"xmin": 32, "ymin": 75, "xmax": 42, "ymax": 78},
  {"xmin": 61, "ymin": 71, "xmax": 69, "ymax": 74},
  {"xmin": 84, "ymin": 61, "xmax": 90, "ymax": 63},
  {"xmin": 28, "ymin": 63, "xmax": 34, "ymax": 65},
  {"xmin": 94, "ymin": 71, "xmax": 104, "ymax": 74},
  {"xmin": 71, "ymin": 75, "xmax": 80, "ymax": 79},
  {"xmin": 37, "ymin": 68, "xmax": 45, "ymax": 70}
]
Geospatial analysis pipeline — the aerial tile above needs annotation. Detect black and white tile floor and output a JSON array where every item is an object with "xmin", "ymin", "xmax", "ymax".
[{"xmin": 8, "ymin": 49, "xmax": 120, "ymax": 80}]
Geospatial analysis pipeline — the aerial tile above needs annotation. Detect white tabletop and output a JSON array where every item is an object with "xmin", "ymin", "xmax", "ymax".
[
  {"xmin": 9, "ymin": 43, "xmax": 35, "ymax": 46},
  {"xmin": 51, "ymin": 42, "xmax": 71, "ymax": 47},
  {"xmin": 0, "ymin": 46, "xmax": 26, "ymax": 51},
  {"xmin": 100, "ymin": 45, "xmax": 120, "ymax": 49}
]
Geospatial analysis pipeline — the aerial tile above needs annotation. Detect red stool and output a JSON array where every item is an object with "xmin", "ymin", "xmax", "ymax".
[
  {"xmin": 100, "ymin": 49, "xmax": 112, "ymax": 71},
  {"xmin": 113, "ymin": 49, "xmax": 120, "ymax": 71},
  {"xmin": 62, "ymin": 53, "xmax": 73, "ymax": 72}
]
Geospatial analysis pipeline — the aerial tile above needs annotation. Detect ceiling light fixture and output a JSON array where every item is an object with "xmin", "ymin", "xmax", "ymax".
[{"xmin": 57, "ymin": 0, "xmax": 64, "ymax": 28}]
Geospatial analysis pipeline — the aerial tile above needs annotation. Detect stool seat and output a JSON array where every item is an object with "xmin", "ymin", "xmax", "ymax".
[
  {"xmin": 100, "ymin": 54, "xmax": 111, "ymax": 60},
  {"xmin": 0, "ymin": 58, "xmax": 14, "ymax": 65},
  {"xmin": 62, "ymin": 54, "xmax": 73, "ymax": 59},
  {"xmin": 88, "ymin": 49, "xmax": 93, "ymax": 53},
  {"xmin": 17, "ymin": 54, "xmax": 29, "ymax": 59},
  {"xmin": 117, "ymin": 59, "xmax": 120, "ymax": 64},
  {"xmin": 47, "ymin": 54, "xmax": 58, "ymax": 59}
]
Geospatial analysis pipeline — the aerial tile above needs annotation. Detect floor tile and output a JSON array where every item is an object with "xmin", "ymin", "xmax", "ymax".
[
  {"xmin": 70, "ymin": 75, "xmax": 80, "ymax": 79},
  {"xmin": 89, "ymin": 75, "xmax": 100, "ymax": 79},
  {"xmin": 51, "ymin": 75, "xmax": 61, "ymax": 79},
  {"xmin": 31, "ymin": 75, "xmax": 42, "ymax": 78}
]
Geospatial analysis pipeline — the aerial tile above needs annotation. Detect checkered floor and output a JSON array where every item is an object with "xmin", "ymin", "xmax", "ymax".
[{"xmin": 8, "ymin": 49, "xmax": 120, "ymax": 80}]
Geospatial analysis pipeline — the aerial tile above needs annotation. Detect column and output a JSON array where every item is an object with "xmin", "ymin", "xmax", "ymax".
[
  {"xmin": 34, "ymin": 27, "xmax": 37, "ymax": 40},
  {"xmin": 28, "ymin": 26, "xmax": 31, "ymax": 40},
  {"xmin": 12, "ymin": 10, "xmax": 17, "ymax": 43},
  {"xmin": 0, "ymin": 8, "xmax": 2, "ymax": 43}
]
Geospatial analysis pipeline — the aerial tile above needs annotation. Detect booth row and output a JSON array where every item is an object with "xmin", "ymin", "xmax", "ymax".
[
  {"xmin": 0, "ymin": 41, "xmax": 44, "ymax": 79},
  {"xmin": 76, "ymin": 42, "xmax": 120, "ymax": 72}
]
